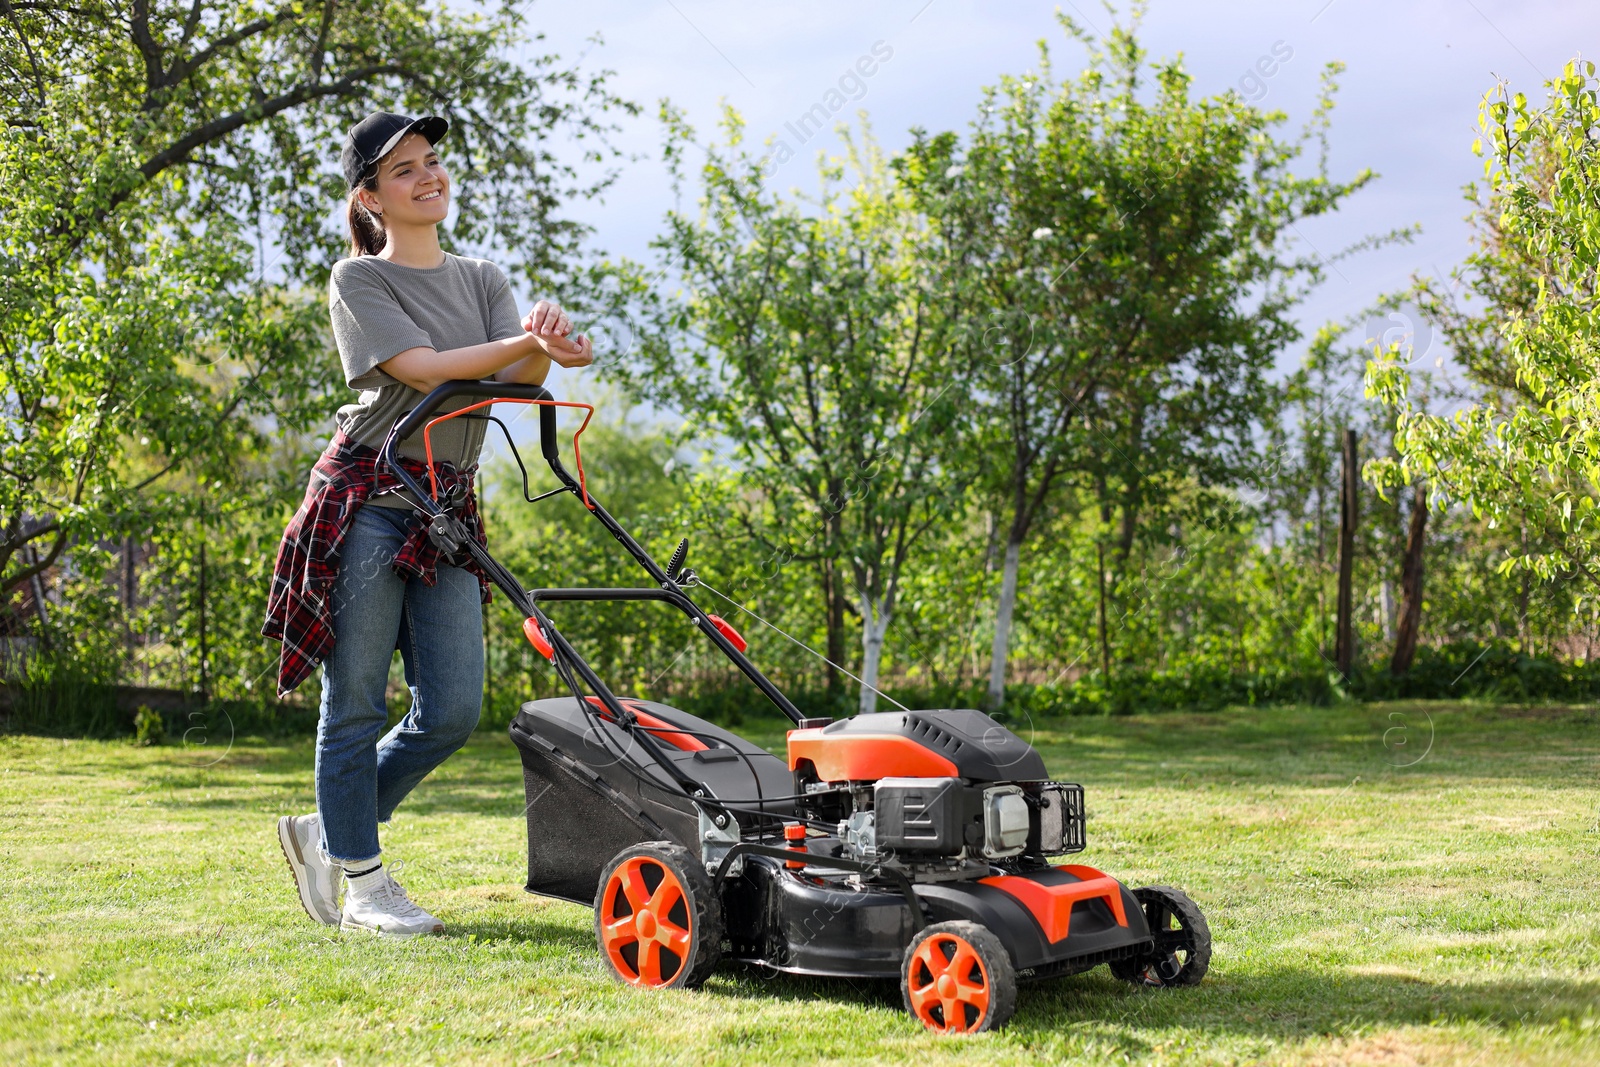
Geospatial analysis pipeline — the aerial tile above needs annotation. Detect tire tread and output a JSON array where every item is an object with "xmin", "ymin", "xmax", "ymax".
[
  {"xmin": 593, "ymin": 841, "xmax": 724, "ymax": 990},
  {"xmin": 1109, "ymin": 885, "xmax": 1210, "ymax": 987},
  {"xmin": 900, "ymin": 919, "xmax": 1018, "ymax": 1033}
]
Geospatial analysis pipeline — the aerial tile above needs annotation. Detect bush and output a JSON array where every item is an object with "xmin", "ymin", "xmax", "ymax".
[
  {"xmin": 1, "ymin": 663, "xmax": 124, "ymax": 738},
  {"xmin": 132, "ymin": 705, "xmax": 165, "ymax": 746},
  {"xmin": 1349, "ymin": 640, "xmax": 1600, "ymax": 704},
  {"xmin": 502, "ymin": 641, "xmax": 1597, "ymax": 732},
  {"xmin": 11, "ymin": 640, "xmax": 1594, "ymax": 743}
]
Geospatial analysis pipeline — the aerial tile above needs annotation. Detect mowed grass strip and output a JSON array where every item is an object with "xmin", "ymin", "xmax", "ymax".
[{"xmin": 1, "ymin": 701, "xmax": 1597, "ymax": 1066}]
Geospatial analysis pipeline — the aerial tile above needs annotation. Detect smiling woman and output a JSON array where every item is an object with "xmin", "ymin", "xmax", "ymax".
[
  {"xmin": 262, "ymin": 110, "xmax": 597, "ymax": 942},
  {"xmin": 345, "ymin": 113, "xmax": 454, "ymax": 260}
]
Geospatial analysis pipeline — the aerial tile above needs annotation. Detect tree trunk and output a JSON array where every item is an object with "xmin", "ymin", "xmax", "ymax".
[
  {"xmin": 1334, "ymin": 429, "xmax": 1358, "ymax": 677},
  {"xmin": 1095, "ymin": 540, "xmax": 1112, "ymax": 679},
  {"xmin": 1315, "ymin": 455, "xmax": 1327, "ymax": 656},
  {"xmin": 985, "ymin": 539, "xmax": 1022, "ymax": 711},
  {"xmin": 197, "ymin": 535, "xmax": 209, "ymax": 703},
  {"xmin": 1113, "ymin": 406, "xmax": 1145, "ymax": 571},
  {"xmin": 1095, "ymin": 483, "xmax": 1116, "ymax": 678},
  {"xmin": 122, "ymin": 535, "xmax": 137, "ymax": 658},
  {"xmin": 822, "ymin": 560, "xmax": 846, "ymax": 699},
  {"xmin": 858, "ymin": 594, "xmax": 892, "ymax": 715},
  {"xmin": 975, "ymin": 510, "xmax": 1000, "ymax": 680},
  {"xmin": 1391, "ymin": 486, "xmax": 1428, "ymax": 675}
]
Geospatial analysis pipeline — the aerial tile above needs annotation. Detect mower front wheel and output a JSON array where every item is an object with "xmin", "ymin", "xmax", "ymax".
[
  {"xmin": 594, "ymin": 841, "xmax": 723, "ymax": 990},
  {"xmin": 1109, "ymin": 885, "xmax": 1211, "ymax": 988},
  {"xmin": 901, "ymin": 920, "xmax": 1018, "ymax": 1034}
]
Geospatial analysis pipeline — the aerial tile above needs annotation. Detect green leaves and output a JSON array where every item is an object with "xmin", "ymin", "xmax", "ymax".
[
  {"xmin": 0, "ymin": 2, "xmax": 631, "ymax": 691},
  {"xmin": 596, "ymin": 113, "xmax": 966, "ymax": 705},
  {"xmin": 584, "ymin": 15, "xmax": 1388, "ymax": 705},
  {"xmin": 892, "ymin": 19, "xmax": 1377, "ymax": 695},
  {"xmin": 1369, "ymin": 63, "xmax": 1600, "ymax": 596}
]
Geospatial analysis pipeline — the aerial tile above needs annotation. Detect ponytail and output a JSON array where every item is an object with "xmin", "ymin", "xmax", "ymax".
[{"xmin": 346, "ymin": 180, "xmax": 387, "ymax": 257}]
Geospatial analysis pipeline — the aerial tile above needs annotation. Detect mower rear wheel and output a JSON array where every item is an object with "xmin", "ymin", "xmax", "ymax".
[
  {"xmin": 901, "ymin": 921, "xmax": 1017, "ymax": 1034},
  {"xmin": 594, "ymin": 841, "xmax": 723, "ymax": 990},
  {"xmin": 1109, "ymin": 885, "xmax": 1210, "ymax": 988}
]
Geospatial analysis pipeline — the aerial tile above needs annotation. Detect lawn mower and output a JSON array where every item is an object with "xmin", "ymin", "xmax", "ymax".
[{"xmin": 380, "ymin": 380, "xmax": 1212, "ymax": 1034}]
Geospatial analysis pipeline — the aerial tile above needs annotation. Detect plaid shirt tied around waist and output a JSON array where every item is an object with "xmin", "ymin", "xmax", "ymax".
[{"xmin": 261, "ymin": 430, "xmax": 490, "ymax": 698}]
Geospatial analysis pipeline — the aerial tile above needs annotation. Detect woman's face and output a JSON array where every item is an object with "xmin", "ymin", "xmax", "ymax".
[{"xmin": 360, "ymin": 132, "xmax": 449, "ymax": 226}]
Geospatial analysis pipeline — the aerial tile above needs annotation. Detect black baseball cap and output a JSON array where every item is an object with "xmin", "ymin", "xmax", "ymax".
[{"xmin": 342, "ymin": 112, "xmax": 449, "ymax": 189}]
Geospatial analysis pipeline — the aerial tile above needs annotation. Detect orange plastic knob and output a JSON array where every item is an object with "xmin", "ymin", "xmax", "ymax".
[{"xmin": 522, "ymin": 617, "xmax": 554, "ymax": 661}]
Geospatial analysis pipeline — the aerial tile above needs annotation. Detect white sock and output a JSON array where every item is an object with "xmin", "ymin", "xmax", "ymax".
[{"xmin": 341, "ymin": 858, "xmax": 383, "ymax": 893}]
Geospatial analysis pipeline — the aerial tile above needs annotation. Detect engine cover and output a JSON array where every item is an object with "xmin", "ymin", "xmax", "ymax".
[
  {"xmin": 874, "ymin": 777, "xmax": 972, "ymax": 855},
  {"xmin": 788, "ymin": 709, "xmax": 1049, "ymax": 783}
]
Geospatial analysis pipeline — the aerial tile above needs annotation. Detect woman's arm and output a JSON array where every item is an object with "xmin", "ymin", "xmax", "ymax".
[
  {"xmin": 378, "ymin": 333, "xmax": 545, "ymax": 394},
  {"xmin": 494, "ymin": 334, "xmax": 594, "ymax": 385},
  {"xmin": 376, "ymin": 300, "xmax": 595, "ymax": 393},
  {"xmin": 492, "ymin": 348, "xmax": 553, "ymax": 387}
]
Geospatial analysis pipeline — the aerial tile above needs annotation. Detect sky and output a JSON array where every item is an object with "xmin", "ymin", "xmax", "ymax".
[{"xmin": 506, "ymin": 0, "xmax": 1595, "ymax": 401}]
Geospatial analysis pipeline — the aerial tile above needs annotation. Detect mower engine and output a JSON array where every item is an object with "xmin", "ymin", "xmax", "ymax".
[
  {"xmin": 789, "ymin": 709, "xmax": 1085, "ymax": 877},
  {"xmin": 838, "ymin": 776, "xmax": 1085, "ymax": 871}
]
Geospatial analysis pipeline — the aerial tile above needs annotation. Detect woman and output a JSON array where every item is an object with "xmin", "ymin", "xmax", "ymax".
[{"xmin": 264, "ymin": 112, "xmax": 593, "ymax": 937}]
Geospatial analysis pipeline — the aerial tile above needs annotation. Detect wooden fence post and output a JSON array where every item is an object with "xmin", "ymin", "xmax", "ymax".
[{"xmin": 1335, "ymin": 429, "xmax": 1358, "ymax": 677}]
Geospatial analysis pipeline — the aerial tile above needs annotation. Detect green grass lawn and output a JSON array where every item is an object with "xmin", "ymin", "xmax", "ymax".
[{"xmin": 2, "ymin": 700, "xmax": 1598, "ymax": 1066}]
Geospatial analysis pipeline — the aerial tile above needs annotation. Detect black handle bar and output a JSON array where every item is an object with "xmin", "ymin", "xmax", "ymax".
[
  {"xmin": 390, "ymin": 379, "xmax": 556, "ymax": 442},
  {"xmin": 379, "ymin": 378, "xmax": 807, "ymax": 726}
]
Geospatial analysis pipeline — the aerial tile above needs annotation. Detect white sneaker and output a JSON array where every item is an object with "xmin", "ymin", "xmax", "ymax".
[
  {"xmin": 341, "ymin": 867, "xmax": 444, "ymax": 937},
  {"xmin": 277, "ymin": 813, "xmax": 339, "ymax": 925}
]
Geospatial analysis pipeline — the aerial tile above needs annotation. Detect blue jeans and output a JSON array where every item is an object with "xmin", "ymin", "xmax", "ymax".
[{"xmin": 315, "ymin": 504, "xmax": 484, "ymax": 862}]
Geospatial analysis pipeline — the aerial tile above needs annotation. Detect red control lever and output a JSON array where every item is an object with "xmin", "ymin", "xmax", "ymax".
[
  {"xmin": 707, "ymin": 614, "xmax": 747, "ymax": 653},
  {"xmin": 522, "ymin": 617, "xmax": 554, "ymax": 661}
]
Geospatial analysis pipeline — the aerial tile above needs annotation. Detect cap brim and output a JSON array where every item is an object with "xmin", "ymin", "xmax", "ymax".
[{"xmin": 371, "ymin": 115, "xmax": 449, "ymax": 169}]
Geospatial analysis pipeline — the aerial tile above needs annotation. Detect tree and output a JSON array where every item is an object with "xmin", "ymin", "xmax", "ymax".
[
  {"xmin": 898, "ymin": 14, "xmax": 1380, "ymax": 708},
  {"xmin": 1368, "ymin": 61, "xmax": 1600, "ymax": 596},
  {"xmin": 0, "ymin": 3, "xmax": 631, "ymax": 659},
  {"xmin": 605, "ymin": 112, "xmax": 967, "ymax": 714}
]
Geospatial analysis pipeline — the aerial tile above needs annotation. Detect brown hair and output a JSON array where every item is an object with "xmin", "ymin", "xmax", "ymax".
[{"xmin": 345, "ymin": 171, "xmax": 386, "ymax": 257}]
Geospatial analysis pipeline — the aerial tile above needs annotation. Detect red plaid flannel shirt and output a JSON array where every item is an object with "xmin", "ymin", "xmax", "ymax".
[{"xmin": 262, "ymin": 430, "xmax": 490, "ymax": 698}]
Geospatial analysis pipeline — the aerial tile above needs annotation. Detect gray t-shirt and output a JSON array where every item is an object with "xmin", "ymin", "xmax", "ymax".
[{"xmin": 327, "ymin": 253, "xmax": 524, "ymax": 507}]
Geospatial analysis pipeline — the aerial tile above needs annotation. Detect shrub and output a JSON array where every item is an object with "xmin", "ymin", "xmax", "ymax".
[{"xmin": 132, "ymin": 705, "xmax": 165, "ymax": 746}]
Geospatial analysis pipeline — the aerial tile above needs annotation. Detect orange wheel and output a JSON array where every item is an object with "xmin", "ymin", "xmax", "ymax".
[
  {"xmin": 901, "ymin": 921, "xmax": 1017, "ymax": 1034},
  {"xmin": 593, "ymin": 841, "xmax": 722, "ymax": 990}
]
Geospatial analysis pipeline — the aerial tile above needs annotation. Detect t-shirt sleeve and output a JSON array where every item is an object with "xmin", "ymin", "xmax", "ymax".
[
  {"xmin": 328, "ymin": 262, "xmax": 435, "ymax": 389},
  {"xmin": 482, "ymin": 262, "xmax": 524, "ymax": 343}
]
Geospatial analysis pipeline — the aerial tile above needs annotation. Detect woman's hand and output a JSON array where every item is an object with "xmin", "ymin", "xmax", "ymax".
[
  {"xmin": 523, "ymin": 299, "xmax": 594, "ymax": 369},
  {"xmin": 524, "ymin": 299, "xmax": 571, "ymax": 338}
]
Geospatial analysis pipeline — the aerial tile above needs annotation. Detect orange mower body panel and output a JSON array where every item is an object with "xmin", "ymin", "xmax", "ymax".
[{"xmin": 787, "ymin": 728, "xmax": 959, "ymax": 782}]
